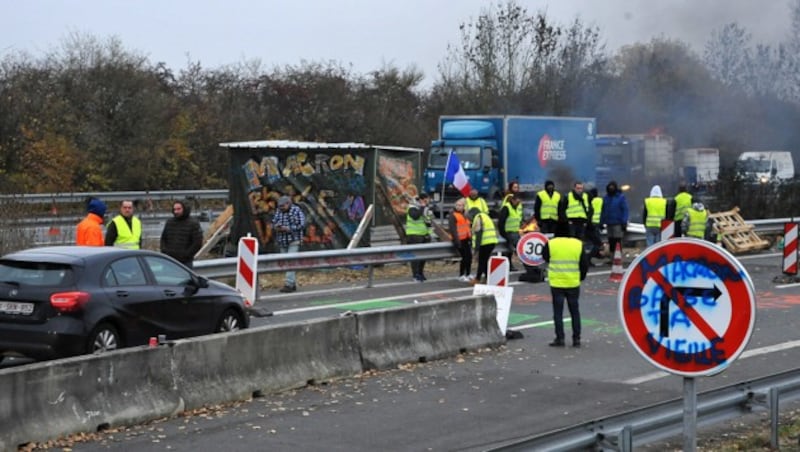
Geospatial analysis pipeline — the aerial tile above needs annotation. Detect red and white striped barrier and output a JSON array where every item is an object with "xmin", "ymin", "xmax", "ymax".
[
  {"xmin": 660, "ymin": 219, "xmax": 675, "ymax": 241},
  {"xmin": 487, "ymin": 255, "xmax": 509, "ymax": 286},
  {"xmin": 783, "ymin": 222, "xmax": 798, "ymax": 275},
  {"xmin": 236, "ymin": 235, "xmax": 259, "ymax": 307}
]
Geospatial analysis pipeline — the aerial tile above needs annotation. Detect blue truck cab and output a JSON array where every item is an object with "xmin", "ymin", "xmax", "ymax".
[{"xmin": 425, "ymin": 118, "xmax": 505, "ymax": 203}]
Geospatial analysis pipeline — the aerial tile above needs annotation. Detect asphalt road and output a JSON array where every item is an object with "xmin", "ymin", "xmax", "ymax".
[{"xmin": 44, "ymin": 251, "xmax": 800, "ymax": 450}]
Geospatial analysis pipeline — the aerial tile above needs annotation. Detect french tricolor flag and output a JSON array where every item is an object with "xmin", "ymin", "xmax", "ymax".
[{"xmin": 444, "ymin": 151, "xmax": 472, "ymax": 197}]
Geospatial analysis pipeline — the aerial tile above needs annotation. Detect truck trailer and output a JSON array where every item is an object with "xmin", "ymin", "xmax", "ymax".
[{"xmin": 423, "ymin": 115, "xmax": 597, "ymax": 205}]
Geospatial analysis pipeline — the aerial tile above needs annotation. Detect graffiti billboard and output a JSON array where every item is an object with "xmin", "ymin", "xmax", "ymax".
[{"xmin": 223, "ymin": 141, "xmax": 422, "ymax": 253}]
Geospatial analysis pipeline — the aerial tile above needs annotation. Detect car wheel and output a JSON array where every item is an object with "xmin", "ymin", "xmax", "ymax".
[
  {"xmin": 217, "ymin": 309, "xmax": 243, "ymax": 333},
  {"xmin": 87, "ymin": 323, "xmax": 121, "ymax": 354}
]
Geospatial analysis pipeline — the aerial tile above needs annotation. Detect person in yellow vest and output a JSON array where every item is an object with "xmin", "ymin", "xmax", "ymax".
[
  {"xmin": 465, "ymin": 188, "xmax": 489, "ymax": 216},
  {"xmin": 586, "ymin": 187, "xmax": 604, "ymax": 261},
  {"xmin": 559, "ymin": 181, "xmax": 592, "ymax": 239},
  {"xmin": 534, "ymin": 180, "xmax": 560, "ymax": 234},
  {"xmin": 468, "ymin": 207, "xmax": 498, "ymax": 285},
  {"xmin": 673, "ymin": 183, "xmax": 693, "ymax": 237},
  {"xmin": 643, "ymin": 185, "xmax": 667, "ymax": 247},
  {"xmin": 501, "ymin": 181, "xmax": 520, "ymax": 208},
  {"xmin": 542, "ymin": 222, "xmax": 589, "ymax": 348},
  {"xmin": 498, "ymin": 193, "xmax": 523, "ymax": 271},
  {"xmin": 105, "ymin": 199, "xmax": 142, "ymax": 249},
  {"xmin": 682, "ymin": 200, "xmax": 711, "ymax": 241},
  {"xmin": 448, "ymin": 198, "xmax": 473, "ymax": 282},
  {"xmin": 406, "ymin": 193, "xmax": 432, "ymax": 282}
]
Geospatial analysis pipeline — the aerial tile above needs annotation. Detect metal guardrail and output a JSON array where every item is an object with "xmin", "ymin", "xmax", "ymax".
[
  {"xmin": 0, "ymin": 190, "xmax": 228, "ymax": 204},
  {"xmin": 489, "ymin": 367, "xmax": 800, "ymax": 451},
  {"xmin": 194, "ymin": 242, "xmax": 462, "ymax": 285}
]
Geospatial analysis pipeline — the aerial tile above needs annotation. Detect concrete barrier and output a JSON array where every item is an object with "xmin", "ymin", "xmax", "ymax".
[
  {"xmin": 0, "ymin": 295, "xmax": 503, "ymax": 448},
  {"xmin": 356, "ymin": 295, "xmax": 505, "ymax": 370},
  {"xmin": 0, "ymin": 345, "xmax": 178, "ymax": 451},
  {"xmin": 170, "ymin": 316, "xmax": 362, "ymax": 410}
]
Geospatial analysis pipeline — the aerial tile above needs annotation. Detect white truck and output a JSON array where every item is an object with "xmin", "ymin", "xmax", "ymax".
[
  {"xmin": 677, "ymin": 148, "xmax": 720, "ymax": 186},
  {"xmin": 736, "ymin": 151, "xmax": 795, "ymax": 183}
]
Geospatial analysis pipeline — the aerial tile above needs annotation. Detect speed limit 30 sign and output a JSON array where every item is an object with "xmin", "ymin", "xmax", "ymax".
[
  {"xmin": 517, "ymin": 232, "xmax": 549, "ymax": 267},
  {"xmin": 618, "ymin": 239, "xmax": 756, "ymax": 377}
]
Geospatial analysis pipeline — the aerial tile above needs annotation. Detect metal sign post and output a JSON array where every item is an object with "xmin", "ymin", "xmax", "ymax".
[
  {"xmin": 683, "ymin": 376, "xmax": 697, "ymax": 452},
  {"xmin": 619, "ymin": 239, "xmax": 756, "ymax": 448}
]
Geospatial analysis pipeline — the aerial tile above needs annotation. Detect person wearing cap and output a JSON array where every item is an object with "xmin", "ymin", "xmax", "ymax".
[
  {"xmin": 273, "ymin": 195, "xmax": 306, "ymax": 292},
  {"xmin": 465, "ymin": 188, "xmax": 489, "ymax": 216},
  {"xmin": 559, "ymin": 181, "xmax": 591, "ymax": 240},
  {"xmin": 542, "ymin": 221, "xmax": 589, "ymax": 348},
  {"xmin": 534, "ymin": 180, "xmax": 560, "ymax": 234},
  {"xmin": 105, "ymin": 199, "xmax": 142, "ymax": 249},
  {"xmin": 600, "ymin": 180, "xmax": 629, "ymax": 262},
  {"xmin": 76, "ymin": 197, "xmax": 107, "ymax": 246},
  {"xmin": 682, "ymin": 199, "xmax": 711, "ymax": 241},
  {"xmin": 406, "ymin": 193, "xmax": 432, "ymax": 282}
]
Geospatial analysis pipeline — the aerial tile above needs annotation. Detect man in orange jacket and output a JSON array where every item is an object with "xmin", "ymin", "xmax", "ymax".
[{"xmin": 76, "ymin": 198, "xmax": 107, "ymax": 246}]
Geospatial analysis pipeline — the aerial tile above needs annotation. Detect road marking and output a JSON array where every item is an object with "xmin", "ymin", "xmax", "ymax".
[{"xmin": 623, "ymin": 339, "xmax": 800, "ymax": 384}]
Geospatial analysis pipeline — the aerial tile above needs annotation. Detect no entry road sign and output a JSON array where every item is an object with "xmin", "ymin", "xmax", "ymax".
[
  {"xmin": 517, "ymin": 232, "xmax": 549, "ymax": 267},
  {"xmin": 618, "ymin": 239, "xmax": 756, "ymax": 377}
]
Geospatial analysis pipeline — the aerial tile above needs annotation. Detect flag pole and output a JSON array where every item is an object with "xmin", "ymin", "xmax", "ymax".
[{"xmin": 441, "ymin": 151, "xmax": 451, "ymax": 220}]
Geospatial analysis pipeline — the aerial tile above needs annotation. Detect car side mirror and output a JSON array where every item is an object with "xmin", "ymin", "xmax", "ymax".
[{"xmin": 196, "ymin": 276, "xmax": 210, "ymax": 288}]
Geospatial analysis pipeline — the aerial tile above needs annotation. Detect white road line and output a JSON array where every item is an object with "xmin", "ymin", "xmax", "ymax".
[{"xmin": 622, "ymin": 339, "xmax": 800, "ymax": 385}]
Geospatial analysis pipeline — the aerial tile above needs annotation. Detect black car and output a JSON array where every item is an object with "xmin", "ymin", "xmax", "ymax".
[{"xmin": 0, "ymin": 246, "xmax": 249, "ymax": 360}]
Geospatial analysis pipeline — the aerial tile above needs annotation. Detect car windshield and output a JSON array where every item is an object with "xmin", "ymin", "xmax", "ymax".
[
  {"xmin": 0, "ymin": 260, "xmax": 73, "ymax": 286},
  {"xmin": 738, "ymin": 159, "xmax": 771, "ymax": 172},
  {"xmin": 428, "ymin": 146, "xmax": 482, "ymax": 169}
]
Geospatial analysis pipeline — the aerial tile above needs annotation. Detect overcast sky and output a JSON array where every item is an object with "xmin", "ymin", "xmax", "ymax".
[{"xmin": 1, "ymin": 1, "xmax": 794, "ymax": 86}]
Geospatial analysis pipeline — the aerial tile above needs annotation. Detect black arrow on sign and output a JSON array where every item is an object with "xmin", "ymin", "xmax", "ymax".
[{"xmin": 659, "ymin": 284, "xmax": 723, "ymax": 337}]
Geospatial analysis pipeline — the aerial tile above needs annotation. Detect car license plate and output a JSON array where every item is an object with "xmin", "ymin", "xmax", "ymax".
[{"xmin": 0, "ymin": 301, "xmax": 34, "ymax": 315}]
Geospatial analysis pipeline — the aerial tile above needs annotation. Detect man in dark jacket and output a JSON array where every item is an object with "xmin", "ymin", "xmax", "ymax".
[
  {"xmin": 160, "ymin": 200, "xmax": 204, "ymax": 268},
  {"xmin": 599, "ymin": 180, "xmax": 629, "ymax": 260}
]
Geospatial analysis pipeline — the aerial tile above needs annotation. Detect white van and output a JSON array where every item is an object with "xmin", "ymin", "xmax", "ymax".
[{"xmin": 736, "ymin": 151, "xmax": 795, "ymax": 183}]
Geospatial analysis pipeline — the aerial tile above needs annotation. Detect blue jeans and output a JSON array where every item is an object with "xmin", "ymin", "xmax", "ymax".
[
  {"xmin": 280, "ymin": 241, "xmax": 300, "ymax": 287},
  {"xmin": 645, "ymin": 227, "xmax": 660, "ymax": 247}
]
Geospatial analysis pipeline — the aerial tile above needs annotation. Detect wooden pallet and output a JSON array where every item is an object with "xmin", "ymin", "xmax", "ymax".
[
  {"xmin": 195, "ymin": 205, "xmax": 234, "ymax": 258},
  {"xmin": 707, "ymin": 207, "xmax": 769, "ymax": 253}
]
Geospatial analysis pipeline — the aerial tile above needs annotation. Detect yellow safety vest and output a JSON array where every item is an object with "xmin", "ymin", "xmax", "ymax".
[
  {"xmin": 566, "ymin": 192, "xmax": 589, "ymax": 220},
  {"xmin": 111, "ymin": 215, "xmax": 142, "ymax": 249},
  {"xmin": 472, "ymin": 213, "xmax": 498, "ymax": 248},
  {"xmin": 504, "ymin": 203, "xmax": 523, "ymax": 232},
  {"xmin": 591, "ymin": 197, "xmax": 603, "ymax": 224},
  {"xmin": 674, "ymin": 192, "xmax": 692, "ymax": 221},
  {"xmin": 686, "ymin": 208, "xmax": 708, "ymax": 239},
  {"xmin": 466, "ymin": 197, "xmax": 489, "ymax": 215},
  {"xmin": 405, "ymin": 207, "xmax": 430, "ymax": 237},
  {"xmin": 644, "ymin": 198, "xmax": 667, "ymax": 228},
  {"xmin": 548, "ymin": 237, "xmax": 583, "ymax": 289},
  {"xmin": 537, "ymin": 190, "xmax": 560, "ymax": 221}
]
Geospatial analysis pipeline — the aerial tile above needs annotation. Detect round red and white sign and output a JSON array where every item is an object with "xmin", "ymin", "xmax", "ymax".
[
  {"xmin": 618, "ymin": 238, "xmax": 756, "ymax": 377},
  {"xmin": 517, "ymin": 232, "xmax": 549, "ymax": 267}
]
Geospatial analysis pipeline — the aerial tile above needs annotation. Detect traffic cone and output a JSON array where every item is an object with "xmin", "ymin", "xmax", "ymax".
[{"xmin": 609, "ymin": 243, "xmax": 624, "ymax": 283}]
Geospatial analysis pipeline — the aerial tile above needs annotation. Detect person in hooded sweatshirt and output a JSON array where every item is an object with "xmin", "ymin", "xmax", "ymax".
[
  {"xmin": 160, "ymin": 200, "xmax": 204, "ymax": 268},
  {"xmin": 76, "ymin": 198, "xmax": 107, "ymax": 246},
  {"xmin": 643, "ymin": 185, "xmax": 668, "ymax": 247},
  {"xmin": 682, "ymin": 199, "xmax": 711, "ymax": 241},
  {"xmin": 599, "ymin": 181, "xmax": 629, "ymax": 260}
]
